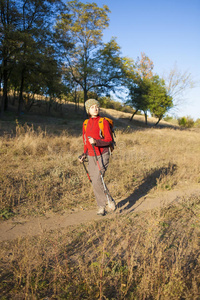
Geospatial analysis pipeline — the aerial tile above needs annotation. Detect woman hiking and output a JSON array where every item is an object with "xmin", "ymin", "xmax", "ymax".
[{"xmin": 79, "ymin": 99, "xmax": 116, "ymax": 216}]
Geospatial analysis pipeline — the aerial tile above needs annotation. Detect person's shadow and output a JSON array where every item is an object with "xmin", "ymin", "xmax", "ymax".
[{"xmin": 117, "ymin": 163, "xmax": 177, "ymax": 213}]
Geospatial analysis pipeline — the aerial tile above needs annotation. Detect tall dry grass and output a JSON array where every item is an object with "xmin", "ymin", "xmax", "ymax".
[
  {"xmin": 0, "ymin": 120, "xmax": 94, "ymax": 216},
  {"xmin": 0, "ymin": 115, "xmax": 200, "ymax": 217}
]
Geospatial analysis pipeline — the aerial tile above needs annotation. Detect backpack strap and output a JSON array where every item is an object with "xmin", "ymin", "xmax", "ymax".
[
  {"xmin": 83, "ymin": 119, "xmax": 89, "ymax": 132},
  {"xmin": 98, "ymin": 117, "xmax": 104, "ymax": 138},
  {"xmin": 83, "ymin": 119, "xmax": 89, "ymax": 144},
  {"xmin": 98, "ymin": 117, "xmax": 114, "ymax": 138}
]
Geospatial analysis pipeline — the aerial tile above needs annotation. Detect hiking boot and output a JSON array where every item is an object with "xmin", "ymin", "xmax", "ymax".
[
  {"xmin": 97, "ymin": 206, "xmax": 105, "ymax": 216},
  {"xmin": 108, "ymin": 199, "xmax": 116, "ymax": 211}
]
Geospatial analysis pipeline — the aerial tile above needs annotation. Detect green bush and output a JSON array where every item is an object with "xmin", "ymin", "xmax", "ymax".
[
  {"xmin": 178, "ymin": 116, "xmax": 194, "ymax": 128},
  {"xmin": 194, "ymin": 118, "xmax": 200, "ymax": 128}
]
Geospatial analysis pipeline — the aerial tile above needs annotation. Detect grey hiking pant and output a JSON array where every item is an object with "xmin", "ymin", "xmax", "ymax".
[{"xmin": 88, "ymin": 152, "xmax": 112, "ymax": 208}]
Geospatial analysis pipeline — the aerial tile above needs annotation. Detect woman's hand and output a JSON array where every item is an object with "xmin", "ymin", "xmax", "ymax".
[
  {"xmin": 78, "ymin": 154, "xmax": 86, "ymax": 163},
  {"xmin": 88, "ymin": 137, "xmax": 96, "ymax": 145}
]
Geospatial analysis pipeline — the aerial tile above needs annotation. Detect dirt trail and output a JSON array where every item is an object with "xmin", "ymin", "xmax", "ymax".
[{"xmin": 0, "ymin": 186, "xmax": 199, "ymax": 242}]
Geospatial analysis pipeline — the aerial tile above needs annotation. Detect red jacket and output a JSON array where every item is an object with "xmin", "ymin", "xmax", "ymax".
[{"xmin": 83, "ymin": 116, "xmax": 113, "ymax": 156}]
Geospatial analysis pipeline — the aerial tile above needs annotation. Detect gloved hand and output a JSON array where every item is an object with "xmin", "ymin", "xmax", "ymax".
[{"xmin": 78, "ymin": 153, "xmax": 87, "ymax": 163}]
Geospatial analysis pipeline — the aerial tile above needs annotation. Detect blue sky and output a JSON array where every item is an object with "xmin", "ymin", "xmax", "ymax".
[{"xmin": 90, "ymin": 0, "xmax": 200, "ymax": 120}]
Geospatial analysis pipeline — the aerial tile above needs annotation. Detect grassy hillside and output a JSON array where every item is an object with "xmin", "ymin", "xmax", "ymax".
[
  {"xmin": 0, "ymin": 104, "xmax": 200, "ymax": 299},
  {"xmin": 0, "ymin": 104, "xmax": 199, "ymax": 217}
]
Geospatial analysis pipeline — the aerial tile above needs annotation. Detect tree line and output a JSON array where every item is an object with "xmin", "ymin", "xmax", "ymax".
[{"xmin": 0, "ymin": 0, "xmax": 193, "ymax": 124}]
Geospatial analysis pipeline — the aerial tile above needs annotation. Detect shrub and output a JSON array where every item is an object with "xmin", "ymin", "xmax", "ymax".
[
  {"xmin": 194, "ymin": 118, "xmax": 200, "ymax": 128},
  {"xmin": 178, "ymin": 116, "xmax": 194, "ymax": 128}
]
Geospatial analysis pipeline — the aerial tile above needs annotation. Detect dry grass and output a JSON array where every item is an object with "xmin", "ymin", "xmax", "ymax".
[
  {"xmin": 0, "ymin": 117, "xmax": 94, "ymax": 217},
  {"xmin": 110, "ymin": 127, "xmax": 200, "ymax": 197},
  {"xmin": 1, "ymin": 109, "xmax": 200, "ymax": 218},
  {"xmin": 0, "ymin": 105, "xmax": 200, "ymax": 299},
  {"xmin": 0, "ymin": 195, "xmax": 199, "ymax": 299}
]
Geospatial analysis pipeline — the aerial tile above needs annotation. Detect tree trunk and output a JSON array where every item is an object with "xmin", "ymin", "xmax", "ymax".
[
  {"xmin": 144, "ymin": 112, "xmax": 148, "ymax": 125},
  {"xmin": 155, "ymin": 117, "xmax": 162, "ymax": 126},
  {"xmin": 0, "ymin": 67, "xmax": 8, "ymax": 117},
  {"xmin": 83, "ymin": 88, "xmax": 88, "ymax": 117},
  {"xmin": 12, "ymin": 89, "xmax": 16, "ymax": 106},
  {"xmin": 48, "ymin": 97, "xmax": 52, "ymax": 114},
  {"xmin": 74, "ymin": 88, "xmax": 77, "ymax": 112},
  {"xmin": 18, "ymin": 70, "xmax": 25, "ymax": 116},
  {"xmin": 4, "ymin": 86, "xmax": 8, "ymax": 111},
  {"xmin": 77, "ymin": 93, "xmax": 79, "ymax": 111},
  {"xmin": 130, "ymin": 109, "xmax": 138, "ymax": 121}
]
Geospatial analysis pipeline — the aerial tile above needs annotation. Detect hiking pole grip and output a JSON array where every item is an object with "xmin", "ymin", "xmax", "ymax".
[{"xmin": 78, "ymin": 154, "xmax": 92, "ymax": 183}]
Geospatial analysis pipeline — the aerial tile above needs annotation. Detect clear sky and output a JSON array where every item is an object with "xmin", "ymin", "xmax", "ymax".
[{"xmin": 85, "ymin": 0, "xmax": 200, "ymax": 120}]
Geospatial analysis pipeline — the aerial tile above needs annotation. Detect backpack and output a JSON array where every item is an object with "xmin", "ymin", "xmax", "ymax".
[{"xmin": 83, "ymin": 117, "xmax": 116, "ymax": 152}]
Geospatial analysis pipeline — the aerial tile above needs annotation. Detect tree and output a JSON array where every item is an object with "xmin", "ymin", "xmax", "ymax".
[
  {"xmin": 56, "ymin": 0, "xmax": 110, "ymax": 105},
  {"xmin": 15, "ymin": 0, "xmax": 64, "ymax": 115},
  {"xmin": 148, "ymin": 76, "xmax": 173, "ymax": 125},
  {"xmin": 127, "ymin": 76, "xmax": 172, "ymax": 125},
  {"xmin": 56, "ymin": 1, "xmax": 125, "ymax": 112},
  {"xmin": 125, "ymin": 53, "xmax": 154, "ymax": 123},
  {"xmin": 0, "ymin": 0, "xmax": 65, "ymax": 116},
  {"xmin": 135, "ymin": 52, "xmax": 154, "ymax": 79},
  {"xmin": 92, "ymin": 38, "xmax": 125, "ymax": 97},
  {"xmin": 125, "ymin": 53, "xmax": 172, "ymax": 125},
  {"xmin": 126, "ymin": 78, "xmax": 150, "ymax": 124}
]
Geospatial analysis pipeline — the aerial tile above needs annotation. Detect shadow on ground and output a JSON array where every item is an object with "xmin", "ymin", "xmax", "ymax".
[{"xmin": 117, "ymin": 163, "xmax": 177, "ymax": 213}]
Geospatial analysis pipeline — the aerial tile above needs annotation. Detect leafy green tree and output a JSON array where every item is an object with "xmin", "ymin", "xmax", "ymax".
[
  {"xmin": 56, "ymin": 1, "xmax": 125, "ymax": 112},
  {"xmin": 95, "ymin": 38, "xmax": 125, "ymax": 96},
  {"xmin": 125, "ymin": 53, "xmax": 172, "ymax": 125},
  {"xmin": 127, "ymin": 75, "xmax": 172, "ymax": 125},
  {"xmin": 56, "ymin": 0, "xmax": 109, "ymax": 103},
  {"xmin": 124, "ymin": 53, "xmax": 154, "ymax": 123},
  {"xmin": 126, "ymin": 77, "xmax": 150, "ymax": 124},
  {"xmin": 148, "ymin": 76, "xmax": 173, "ymax": 125},
  {"xmin": 15, "ymin": 0, "xmax": 64, "ymax": 115}
]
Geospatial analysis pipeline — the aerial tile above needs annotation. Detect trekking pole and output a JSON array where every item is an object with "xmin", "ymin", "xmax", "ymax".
[
  {"xmin": 78, "ymin": 155, "xmax": 92, "ymax": 183},
  {"xmin": 83, "ymin": 161, "xmax": 92, "ymax": 183}
]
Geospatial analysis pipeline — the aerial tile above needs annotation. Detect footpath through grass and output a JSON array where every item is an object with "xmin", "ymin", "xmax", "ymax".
[{"xmin": 0, "ymin": 194, "xmax": 199, "ymax": 299}]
